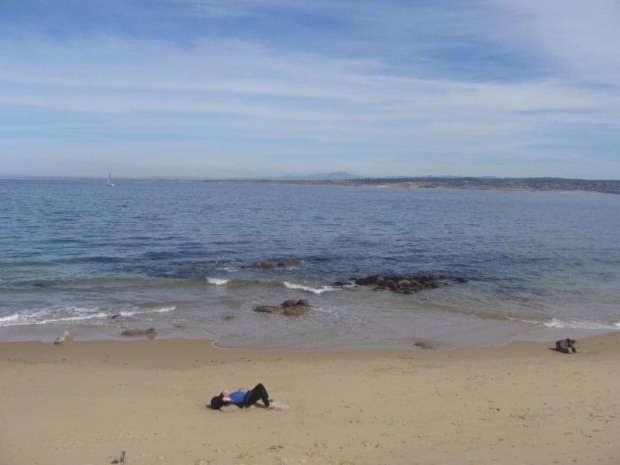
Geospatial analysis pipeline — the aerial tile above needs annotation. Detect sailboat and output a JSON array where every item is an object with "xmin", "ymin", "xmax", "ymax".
[{"xmin": 107, "ymin": 173, "xmax": 115, "ymax": 187}]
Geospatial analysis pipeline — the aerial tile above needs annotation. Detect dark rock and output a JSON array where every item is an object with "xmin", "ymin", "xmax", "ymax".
[
  {"xmin": 281, "ymin": 299, "xmax": 310, "ymax": 308},
  {"xmin": 242, "ymin": 260, "xmax": 276, "ymax": 270},
  {"xmin": 454, "ymin": 277, "xmax": 469, "ymax": 283},
  {"xmin": 331, "ymin": 274, "xmax": 456, "ymax": 294},
  {"xmin": 354, "ymin": 275, "xmax": 385, "ymax": 286},
  {"xmin": 283, "ymin": 306, "xmax": 308, "ymax": 316},
  {"xmin": 282, "ymin": 299, "xmax": 300, "ymax": 308},
  {"xmin": 254, "ymin": 299, "xmax": 311, "ymax": 316},
  {"xmin": 243, "ymin": 259, "xmax": 302, "ymax": 270},
  {"xmin": 121, "ymin": 328, "xmax": 156, "ymax": 339},
  {"xmin": 255, "ymin": 305, "xmax": 284, "ymax": 314},
  {"xmin": 414, "ymin": 340, "xmax": 436, "ymax": 350}
]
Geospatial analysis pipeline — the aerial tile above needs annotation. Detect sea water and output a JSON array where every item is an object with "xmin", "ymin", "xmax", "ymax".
[{"xmin": 1, "ymin": 179, "xmax": 619, "ymax": 350}]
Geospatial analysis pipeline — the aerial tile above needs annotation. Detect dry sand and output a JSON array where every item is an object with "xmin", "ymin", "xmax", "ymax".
[{"xmin": 1, "ymin": 333, "xmax": 619, "ymax": 465}]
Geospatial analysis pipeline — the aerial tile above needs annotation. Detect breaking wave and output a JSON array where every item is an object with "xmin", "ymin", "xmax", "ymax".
[
  {"xmin": 283, "ymin": 282, "xmax": 340, "ymax": 294},
  {"xmin": 0, "ymin": 305, "xmax": 177, "ymax": 327},
  {"xmin": 543, "ymin": 318, "xmax": 620, "ymax": 330}
]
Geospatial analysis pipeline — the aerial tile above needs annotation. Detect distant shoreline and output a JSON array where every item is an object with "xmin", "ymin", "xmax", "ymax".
[
  {"xmin": 2, "ymin": 176, "xmax": 620, "ymax": 195},
  {"xmin": 186, "ymin": 176, "xmax": 620, "ymax": 195}
]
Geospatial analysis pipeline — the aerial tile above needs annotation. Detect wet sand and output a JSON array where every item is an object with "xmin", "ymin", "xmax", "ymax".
[{"xmin": 1, "ymin": 333, "xmax": 619, "ymax": 465}]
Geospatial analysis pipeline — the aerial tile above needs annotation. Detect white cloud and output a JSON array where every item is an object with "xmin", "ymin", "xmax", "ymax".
[
  {"xmin": 1, "ymin": 1, "xmax": 619, "ymax": 177},
  {"xmin": 488, "ymin": 0, "xmax": 620, "ymax": 84}
]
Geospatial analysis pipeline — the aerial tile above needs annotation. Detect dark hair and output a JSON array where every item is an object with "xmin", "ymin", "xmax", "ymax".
[{"xmin": 211, "ymin": 394, "xmax": 225, "ymax": 410}]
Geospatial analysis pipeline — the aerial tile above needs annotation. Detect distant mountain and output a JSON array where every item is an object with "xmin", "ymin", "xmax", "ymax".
[{"xmin": 265, "ymin": 171, "xmax": 363, "ymax": 181}]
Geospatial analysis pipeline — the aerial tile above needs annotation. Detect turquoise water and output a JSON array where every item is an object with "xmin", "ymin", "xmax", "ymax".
[{"xmin": 1, "ymin": 179, "xmax": 619, "ymax": 349}]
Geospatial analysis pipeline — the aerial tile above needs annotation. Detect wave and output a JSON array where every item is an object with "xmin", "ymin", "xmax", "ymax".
[
  {"xmin": 469, "ymin": 311, "xmax": 620, "ymax": 331},
  {"xmin": 542, "ymin": 318, "xmax": 620, "ymax": 330},
  {"xmin": 0, "ymin": 314, "xmax": 21, "ymax": 325},
  {"xmin": 206, "ymin": 278, "xmax": 230, "ymax": 286},
  {"xmin": 118, "ymin": 306, "xmax": 176, "ymax": 317},
  {"xmin": 283, "ymin": 281, "xmax": 340, "ymax": 295},
  {"xmin": 215, "ymin": 266, "xmax": 238, "ymax": 273},
  {"xmin": 39, "ymin": 312, "xmax": 110, "ymax": 324},
  {"xmin": 0, "ymin": 305, "xmax": 177, "ymax": 327}
]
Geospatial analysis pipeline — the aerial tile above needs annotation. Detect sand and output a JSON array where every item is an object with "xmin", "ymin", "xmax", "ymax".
[{"xmin": 1, "ymin": 333, "xmax": 619, "ymax": 465}]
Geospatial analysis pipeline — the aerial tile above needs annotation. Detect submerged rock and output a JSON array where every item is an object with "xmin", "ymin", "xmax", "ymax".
[
  {"xmin": 283, "ymin": 306, "xmax": 307, "ymax": 316},
  {"xmin": 332, "ymin": 274, "xmax": 464, "ymax": 294},
  {"xmin": 255, "ymin": 305, "xmax": 284, "ymax": 315},
  {"xmin": 241, "ymin": 260, "xmax": 276, "ymax": 270},
  {"xmin": 243, "ymin": 259, "xmax": 303, "ymax": 270},
  {"xmin": 255, "ymin": 299, "xmax": 311, "ymax": 316},
  {"xmin": 121, "ymin": 328, "xmax": 157, "ymax": 339},
  {"xmin": 414, "ymin": 340, "xmax": 436, "ymax": 350},
  {"xmin": 282, "ymin": 298, "xmax": 310, "ymax": 308}
]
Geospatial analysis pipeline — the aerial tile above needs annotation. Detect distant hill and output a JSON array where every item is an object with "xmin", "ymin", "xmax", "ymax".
[
  {"xmin": 264, "ymin": 171, "xmax": 363, "ymax": 181},
  {"xmin": 246, "ymin": 176, "xmax": 620, "ymax": 195},
  {"xmin": 335, "ymin": 176, "xmax": 620, "ymax": 195}
]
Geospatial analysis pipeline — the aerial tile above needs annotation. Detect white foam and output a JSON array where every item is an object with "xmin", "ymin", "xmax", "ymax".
[
  {"xmin": 71, "ymin": 306, "xmax": 101, "ymax": 314},
  {"xmin": 207, "ymin": 278, "xmax": 230, "ymax": 285},
  {"xmin": 0, "ymin": 308, "xmax": 56, "ymax": 327},
  {"xmin": 39, "ymin": 312, "xmax": 109, "ymax": 324},
  {"xmin": 0, "ymin": 314, "xmax": 21, "ymax": 326},
  {"xmin": 119, "ymin": 310, "xmax": 138, "ymax": 317},
  {"xmin": 119, "ymin": 306, "xmax": 176, "ymax": 317},
  {"xmin": 543, "ymin": 318, "xmax": 620, "ymax": 330},
  {"xmin": 152, "ymin": 306, "xmax": 176, "ymax": 313},
  {"xmin": 283, "ymin": 282, "xmax": 340, "ymax": 295},
  {"xmin": 0, "ymin": 305, "xmax": 176, "ymax": 327}
]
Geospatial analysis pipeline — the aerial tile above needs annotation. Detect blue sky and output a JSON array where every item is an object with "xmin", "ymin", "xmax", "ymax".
[{"xmin": 1, "ymin": 0, "xmax": 619, "ymax": 179}]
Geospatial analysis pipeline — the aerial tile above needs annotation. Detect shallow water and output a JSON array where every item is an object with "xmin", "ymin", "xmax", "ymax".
[{"xmin": 1, "ymin": 179, "xmax": 619, "ymax": 349}]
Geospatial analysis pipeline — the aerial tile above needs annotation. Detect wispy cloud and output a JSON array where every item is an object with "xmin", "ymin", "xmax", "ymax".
[
  {"xmin": 490, "ymin": 0, "xmax": 620, "ymax": 84},
  {"xmin": 1, "ymin": 0, "xmax": 619, "ymax": 177}
]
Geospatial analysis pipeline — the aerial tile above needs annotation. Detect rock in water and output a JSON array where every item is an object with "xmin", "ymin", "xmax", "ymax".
[
  {"xmin": 255, "ymin": 299, "xmax": 311, "ymax": 316},
  {"xmin": 332, "ymin": 274, "xmax": 462, "ymax": 294},
  {"xmin": 121, "ymin": 328, "xmax": 157, "ymax": 339},
  {"xmin": 54, "ymin": 330, "xmax": 75, "ymax": 345},
  {"xmin": 255, "ymin": 305, "xmax": 284, "ymax": 314},
  {"xmin": 283, "ymin": 306, "xmax": 307, "ymax": 316}
]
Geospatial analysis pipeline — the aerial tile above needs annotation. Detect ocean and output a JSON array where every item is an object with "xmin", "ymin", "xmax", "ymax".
[{"xmin": 1, "ymin": 179, "xmax": 619, "ymax": 350}]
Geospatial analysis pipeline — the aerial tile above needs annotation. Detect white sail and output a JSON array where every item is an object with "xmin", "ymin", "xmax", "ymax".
[{"xmin": 107, "ymin": 173, "xmax": 115, "ymax": 187}]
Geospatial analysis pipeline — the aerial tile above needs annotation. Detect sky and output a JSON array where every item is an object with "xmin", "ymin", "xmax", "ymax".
[{"xmin": 1, "ymin": 0, "xmax": 619, "ymax": 179}]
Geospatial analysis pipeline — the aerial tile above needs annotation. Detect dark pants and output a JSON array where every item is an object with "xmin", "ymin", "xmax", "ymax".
[{"xmin": 244, "ymin": 383, "xmax": 270, "ymax": 407}]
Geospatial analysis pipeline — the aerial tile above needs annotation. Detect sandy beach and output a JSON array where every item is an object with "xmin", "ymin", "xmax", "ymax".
[{"xmin": 1, "ymin": 333, "xmax": 619, "ymax": 465}]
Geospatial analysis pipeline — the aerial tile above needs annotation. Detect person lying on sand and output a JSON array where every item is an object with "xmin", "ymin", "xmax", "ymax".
[{"xmin": 210, "ymin": 383, "xmax": 271, "ymax": 410}]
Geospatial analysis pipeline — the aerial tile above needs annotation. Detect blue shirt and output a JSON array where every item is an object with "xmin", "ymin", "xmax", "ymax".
[{"xmin": 229, "ymin": 390, "xmax": 248, "ymax": 406}]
